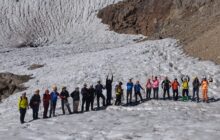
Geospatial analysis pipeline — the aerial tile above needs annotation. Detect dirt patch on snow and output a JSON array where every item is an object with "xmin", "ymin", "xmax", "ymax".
[
  {"xmin": 28, "ymin": 64, "xmax": 44, "ymax": 70},
  {"xmin": 98, "ymin": 0, "xmax": 220, "ymax": 64},
  {"xmin": 0, "ymin": 73, "xmax": 32, "ymax": 102}
]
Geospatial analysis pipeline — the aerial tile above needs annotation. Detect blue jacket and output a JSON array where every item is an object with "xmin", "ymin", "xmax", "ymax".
[
  {"xmin": 127, "ymin": 82, "xmax": 133, "ymax": 91},
  {"xmin": 134, "ymin": 84, "xmax": 143, "ymax": 93},
  {"xmin": 50, "ymin": 91, "xmax": 59, "ymax": 103}
]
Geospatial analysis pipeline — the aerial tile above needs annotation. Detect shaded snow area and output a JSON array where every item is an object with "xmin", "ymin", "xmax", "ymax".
[{"xmin": 0, "ymin": 0, "xmax": 220, "ymax": 140}]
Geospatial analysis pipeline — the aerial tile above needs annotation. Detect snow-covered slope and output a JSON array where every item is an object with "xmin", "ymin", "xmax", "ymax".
[{"xmin": 0, "ymin": 0, "xmax": 220, "ymax": 140}]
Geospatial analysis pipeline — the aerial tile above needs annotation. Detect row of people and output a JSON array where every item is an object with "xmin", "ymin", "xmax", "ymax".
[
  {"xmin": 126, "ymin": 75, "xmax": 210, "ymax": 103},
  {"xmin": 18, "ymin": 75, "xmax": 211, "ymax": 124},
  {"xmin": 18, "ymin": 75, "xmax": 114, "ymax": 124}
]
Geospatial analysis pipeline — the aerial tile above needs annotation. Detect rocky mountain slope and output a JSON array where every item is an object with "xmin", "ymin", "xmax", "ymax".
[{"xmin": 98, "ymin": 0, "xmax": 220, "ymax": 64}]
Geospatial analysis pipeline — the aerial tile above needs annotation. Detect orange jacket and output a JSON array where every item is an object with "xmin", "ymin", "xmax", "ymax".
[
  {"xmin": 172, "ymin": 81, "xmax": 179, "ymax": 90},
  {"xmin": 201, "ymin": 80, "xmax": 208, "ymax": 90}
]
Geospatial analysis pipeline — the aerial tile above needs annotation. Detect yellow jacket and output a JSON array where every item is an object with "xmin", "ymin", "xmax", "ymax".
[
  {"xmin": 182, "ymin": 81, "xmax": 189, "ymax": 89},
  {"xmin": 18, "ymin": 97, "xmax": 28, "ymax": 109}
]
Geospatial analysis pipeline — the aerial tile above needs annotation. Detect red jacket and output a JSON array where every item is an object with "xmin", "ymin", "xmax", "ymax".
[
  {"xmin": 43, "ymin": 93, "xmax": 50, "ymax": 105},
  {"xmin": 172, "ymin": 81, "xmax": 179, "ymax": 90}
]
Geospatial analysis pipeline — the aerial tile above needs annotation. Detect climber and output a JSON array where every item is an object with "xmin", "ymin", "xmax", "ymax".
[
  {"xmin": 161, "ymin": 76, "xmax": 171, "ymax": 100},
  {"xmin": 171, "ymin": 78, "xmax": 180, "ymax": 101},
  {"xmin": 71, "ymin": 87, "xmax": 80, "ymax": 113},
  {"xmin": 115, "ymin": 82, "xmax": 123, "ymax": 106},
  {"xmin": 18, "ymin": 92, "xmax": 29, "ymax": 124},
  {"xmin": 134, "ymin": 81, "xmax": 144, "ymax": 103},
  {"xmin": 95, "ymin": 81, "xmax": 106, "ymax": 108},
  {"xmin": 60, "ymin": 86, "xmax": 72, "ymax": 115},
  {"xmin": 106, "ymin": 75, "xmax": 113, "ymax": 105},
  {"xmin": 81, "ymin": 84, "xmax": 89, "ymax": 112},
  {"xmin": 126, "ymin": 79, "xmax": 134, "ymax": 104},
  {"xmin": 49, "ymin": 85, "xmax": 59, "ymax": 117},
  {"xmin": 43, "ymin": 89, "xmax": 50, "ymax": 119},
  {"xmin": 152, "ymin": 76, "xmax": 160, "ymax": 100},
  {"xmin": 88, "ymin": 85, "xmax": 96, "ymax": 110},
  {"xmin": 30, "ymin": 89, "xmax": 41, "ymax": 120},
  {"xmin": 146, "ymin": 79, "xmax": 152, "ymax": 100},
  {"xmin": 201, "ymin": 77, "xmax": 209, "ymax": 103},
  {"xmin": 181, "ymin": 75, "xmax": 190, "ymax": 101},
  {"xmin": 192, "ymin": 77, "xmax": 200, "ymax": 102}
]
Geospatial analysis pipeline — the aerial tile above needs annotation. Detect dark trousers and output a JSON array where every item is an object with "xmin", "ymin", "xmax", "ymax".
[
  {"xmin": 135, "ymin": 91, "xmax": 143, "ymax": 102},
  {"xmin": 43, "ymin": 102, "xmax": 49, "ymax": 118},
  {"xmin": 127, "ymin": 90, "xmax": 132, "ymax": 104},
  {"xmin": 163, "ymin": 88, "xmax": 170, "ymax": 100},
  {"xmin": 81, "ymin": 98, "xmax": 87, "ymax": 112},
  {"xmin": 87, "ymin": 97, "xmax": 94, "ymax": 110},
  {"xmin": 106, "ymin": 89, "xmax": 112, "ymax": 105},
  {"xmin": 49, "ymin": 101, "xmax": 57, "ymax": 117},
  {"xmin": 97, "ymin": 93, "xmax": 105, "ymax": 108},
  {"xmin": 173, "ymin": 89, "xmax": 179, "ymax": 101},
  {"xmin": 182, "ymin": 89, "xmax": 189, "ymax": 97},
  {"xmin": 20, "ymin": 108, "xmax": 26, "ymax": 123},
  {"xmin": 86, "ymin": 98, "xmax": 91, "ymax": 111},
  {"xmin": 61, "ymin": 100, "xmax": 72, "ymax": 114},
  {"xmin": 192, "ymin": 88, "xmax": 199, "ymax": 102},
  {"xmin": 32, "ymin": 105, "xmax": 39, "ymax": 120},
  {"xmin": 146, "ymin": 88, "xmax": 151, "ymax": 100},
  {"xmin": 115, "ymin": 94, "xmax": 121, "ymax": 105},
  {"xmin": 153, "ymin": 88, "xmax": 159, "ymax": 99}
]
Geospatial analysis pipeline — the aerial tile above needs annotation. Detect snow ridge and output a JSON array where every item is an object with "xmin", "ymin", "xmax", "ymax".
[{"xmin": 0, "ymin": 0, "xmax": 122, "ymax": 47}]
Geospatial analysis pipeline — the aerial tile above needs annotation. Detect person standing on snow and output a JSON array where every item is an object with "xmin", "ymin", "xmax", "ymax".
[
  {"xmin": 106, "ymin": 75, "xmax": 113, "ymax": 106},
  {"xmin": 201, "ymin": 77, "xmax": 209, "ymax": 103},
  {"xmin": 43, "ymin": 89, "xmax": 50, "ymax": 119},
  {"xmin": 49, "ymin": 85, "xmax": 59, "ymax": 117},
  {"xmin": 152, "ymin": 76, "xmax": 160, "ymax": 100},
  {"xmin": 60, "ymin": 86, "xmax": 72, "ymax": 115},
  {"xmin": 30, "ymin": 89, "xmax": 41, "ymax": 120},
  {"xmin": 71, "ymin": 87, "xmax": 80, "ymax": 113},
  {"xmin": 88, "ymin": 85, "xmax": 96, "ymax": 111},
  {"xmin": 115, "ymin": 82, "xmax": 123, "ymax": 106},
  {"xmin": 95, "ymin": 81, "xmax": 106, "ymax": 108},
  {"xmin": 146, "ymin": 79, "xmax": 152, "ymax": 100},
  {"xmin": 171, "ymin": 78, "xmax": 180, "ymax": 101},
  {"xmin": 18, "ymin": 92, "xmax": 29, "ymax": 124},
  {"xmin": 134, "ymin": 81, "xmax": 144, "ymax": 103},
  {"xmin": 126, "ymin": 79, "xmax": 134, "ymax": 105},
  {"xmin": 181, "ymin": 75, "xmax": 190, "ymax": 101},
  {"xmin": 192, "ymin": 77, "xmax": 200, "ymax": 102},
  {"xmin": 161, "ymin": 76, "xmax": 171, "ymax": 100},
  {"xmin": 81, "ymin": 84, "xmax": 89, "ymax": 112}
]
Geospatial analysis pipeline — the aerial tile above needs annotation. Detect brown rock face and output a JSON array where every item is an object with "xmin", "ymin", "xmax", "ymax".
[
  {"xmin": 98, "ymin": 0, "xmax": 220, "ymax": 64},
  {"xmin": 0, "ymin": 73, "xmax": 32, "ymax": 102}
]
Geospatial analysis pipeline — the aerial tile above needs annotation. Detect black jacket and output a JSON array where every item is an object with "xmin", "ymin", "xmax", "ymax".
[
  {"xmin": 88, "ymin": 87, "xmax": 96, "ymax": 99},
  {"xmin": 162, "ymin": 79, "xmax": 171, "ymax": 89},
  {"xmin": 60, "ymin": 90, "xmax": 70, "ymax": 101},
  {"xmin": 95, "ymin": 84, "xmax": 104, "ymax": 94},
  {"xmin": 71, "ymin": 90, "xmax": 80, "ymax": 101},
  {"xmin": 193, "ymin": 78, "xmax": 200, "ymax": 89},
  {"xmin": 30, "ymin": 94, "xmax": 41, "ymax": 107},
  {"xmin": 81, "ymin": 87, "xmax": 89, "ymax": 99},
  {"xmin": 106, "ymin": 76, "xmax": 113, "ymax": 90}
]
